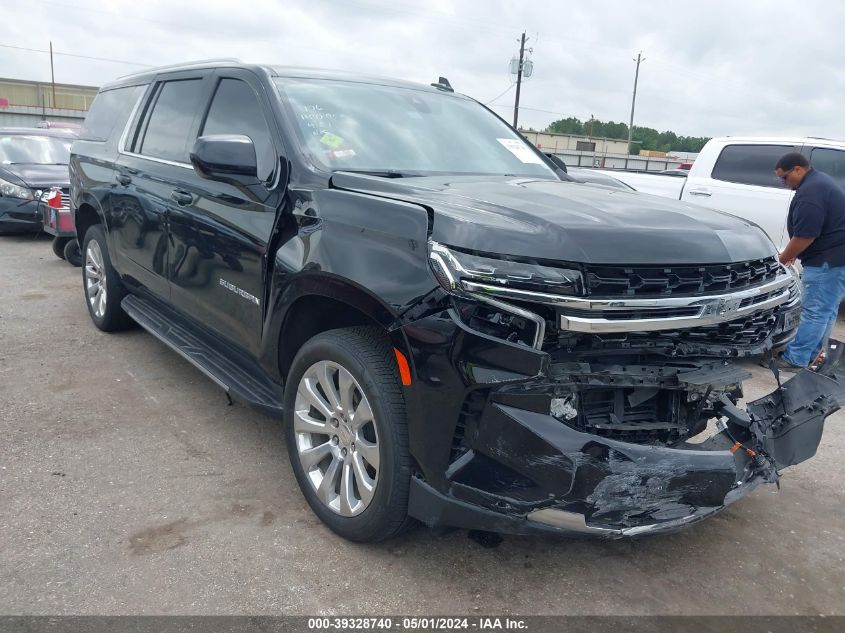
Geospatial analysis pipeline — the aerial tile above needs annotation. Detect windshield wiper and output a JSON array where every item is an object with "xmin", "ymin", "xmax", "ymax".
[{"xmin": 336, "ymin": 169, "xmax": 421, "ymax": 179}]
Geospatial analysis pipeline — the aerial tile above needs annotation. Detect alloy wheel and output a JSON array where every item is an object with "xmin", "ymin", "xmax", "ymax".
[
  {"xmin": 294, "ymin": 360, "xmax": 380, "ymax": 517},
  {"xmin": 85, "ymin": 240, "xmax": 107, "ymax": 318}
]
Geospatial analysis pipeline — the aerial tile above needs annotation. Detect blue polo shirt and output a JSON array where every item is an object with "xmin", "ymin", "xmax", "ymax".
[{"xmin": 787, "ymin": 168, "xmax": 845, "ymax": 267}]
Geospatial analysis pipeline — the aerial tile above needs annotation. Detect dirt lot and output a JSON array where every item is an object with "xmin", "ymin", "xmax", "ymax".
[{"xmin": 2, "ymin": 234, "xmax": 845, "ymax": 616}]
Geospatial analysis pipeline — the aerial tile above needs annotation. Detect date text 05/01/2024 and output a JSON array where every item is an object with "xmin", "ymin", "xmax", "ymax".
[{"xmin": 307, "ymin": 617, "xmax": 528, "ymax": 631}]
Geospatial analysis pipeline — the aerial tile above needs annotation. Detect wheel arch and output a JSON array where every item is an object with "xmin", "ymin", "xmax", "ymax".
[
  {"xmin": 266, "ymin": 274, "xmax": 411, "ymax": 384},
  {"xmin": 74, "ymin": 193, "xmax": 106, "ymax": 244}
]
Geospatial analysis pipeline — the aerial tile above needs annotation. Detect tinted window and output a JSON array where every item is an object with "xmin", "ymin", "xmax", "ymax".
[
  {"xmin": 711, "ymin": 144, "xmax": 793, "ymax": 188},
  {"xmin": 811, "ymin": 148, "xmax": 845, "ymax": 188},
  {"xmin": 80, "ymin": 85, "xmax": 143, "ymax": 142},
  {"xmin": 139, "ymin": 79, "xmax": 204, "ymax": 162},
  {"xmin": 201, "ymin": 78, "xmax": 275, "ymax": 182}
]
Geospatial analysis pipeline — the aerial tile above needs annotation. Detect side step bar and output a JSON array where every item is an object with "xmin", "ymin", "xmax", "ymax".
[{"xmin": 121, "ymin": 294, "xmax": 283, "ymax": 417}]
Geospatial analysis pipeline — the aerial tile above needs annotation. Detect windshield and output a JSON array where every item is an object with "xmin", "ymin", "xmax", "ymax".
[
  {"xmin": 274, "ymin": 77, "xmax": 556, "ymax": 178},
  {"xmin": 0, "ymin": 135, "xmax": 72, "ymax": 165}
]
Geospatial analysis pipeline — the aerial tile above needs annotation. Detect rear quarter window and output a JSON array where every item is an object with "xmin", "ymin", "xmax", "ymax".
[
  {"xmin": 711, "ymin": 144, "xmax": 794, "ymax": 188},
  {"xmin": 79, "ymin": 85, "xmax": 144, "ymax": 142},
  {"xmin": 810, "ymin": 147, "xmax": 845, "ymax": 188}
]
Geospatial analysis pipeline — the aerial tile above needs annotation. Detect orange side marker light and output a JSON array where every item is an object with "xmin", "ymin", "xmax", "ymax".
[{"xmin": 393, "ymin": 348, "xmax": 412, "ymax": 386}]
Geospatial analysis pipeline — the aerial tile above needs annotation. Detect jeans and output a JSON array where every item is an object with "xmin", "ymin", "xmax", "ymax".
[{"xmin": 783, "ymin": 263, "xmax": 845, "ymax": 367}]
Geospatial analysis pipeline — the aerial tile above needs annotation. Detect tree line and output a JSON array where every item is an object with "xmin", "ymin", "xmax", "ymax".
[{"xmin": 543, "ymin": 116, "xmax": 709, "ymax": 153}]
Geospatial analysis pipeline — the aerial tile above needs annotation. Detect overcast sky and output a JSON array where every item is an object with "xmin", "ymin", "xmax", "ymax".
[{"xmin": 1, "ymin": 0, "xmax": 843, "ymax": 139}]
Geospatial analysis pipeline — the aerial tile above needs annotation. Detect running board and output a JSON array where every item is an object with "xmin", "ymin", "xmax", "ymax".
[{"xmin": 121, "ymin": 294, "xmax": 283, "ymax": 417}]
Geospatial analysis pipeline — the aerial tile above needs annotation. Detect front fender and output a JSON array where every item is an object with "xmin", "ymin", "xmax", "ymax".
[{"xmin": 258, "ymin": 187, "xmax": 434, "ymax": 376}]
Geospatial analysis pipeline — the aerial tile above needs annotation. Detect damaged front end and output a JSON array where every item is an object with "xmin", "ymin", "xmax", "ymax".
[{"xmin": 401, "ymin": 244, "xmax": 845, "ymax": 537}]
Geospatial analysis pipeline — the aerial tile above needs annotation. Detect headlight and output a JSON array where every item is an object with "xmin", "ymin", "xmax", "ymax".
[
  {"xmin": 429, "ymin": 241, "xmax": 583, "ymax": 297},
  {"xmin": 0, "ymin": 177, "xmax": 33, "ymax": 200}
]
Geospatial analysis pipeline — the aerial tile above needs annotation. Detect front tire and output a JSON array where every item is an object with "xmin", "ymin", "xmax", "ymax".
[
  {"xmin": 284, "ymin": 327, "xmax": 413, "ymax": 542},
  {"xmin": 82, "ymin": 224, "xmax": 133, "ymax": 331}
]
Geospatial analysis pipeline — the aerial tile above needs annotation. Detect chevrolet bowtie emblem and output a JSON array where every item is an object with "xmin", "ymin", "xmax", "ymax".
[{"xmin": 717, "ymin": 297, "xmax": 743, "ymax": 316}]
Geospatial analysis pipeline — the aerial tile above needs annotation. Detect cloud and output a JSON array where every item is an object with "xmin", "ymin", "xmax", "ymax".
[{"xmin": 1, "ymin": 0, "xmax": 843, "ymax": 139}]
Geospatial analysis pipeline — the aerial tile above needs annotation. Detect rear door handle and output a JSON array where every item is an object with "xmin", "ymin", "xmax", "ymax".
[
  {"xmin": 115, "ymin": 174, "xmax": 132, "ymax": 186},
  {"xmin": 688, "ymin": 189, "xmax": 711, "ymax": 197},
  {"xmin": 170, "ymin": 190, "xmax": 194, "ymax": 206}
]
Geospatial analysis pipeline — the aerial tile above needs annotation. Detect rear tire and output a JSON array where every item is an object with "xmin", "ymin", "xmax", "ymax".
[
  {"xmin": 63, "ymin": 238, "xmax": 82, "ymax": 267},
  {"xmin": 284, "ymin": 326, "xmax": 414, "ymax": 542},
  {"xmin": 82, "ymin": 224, "xmax": 133, "ymax": 332},
  {"xmin": 52, "ymin": 236, "xmax": 69, "ymax": 260}
]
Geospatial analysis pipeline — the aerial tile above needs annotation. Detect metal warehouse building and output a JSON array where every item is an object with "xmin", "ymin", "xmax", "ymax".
[{"xmin": 0, "ymin": 77, "xmax": 97, "ymax": 127}]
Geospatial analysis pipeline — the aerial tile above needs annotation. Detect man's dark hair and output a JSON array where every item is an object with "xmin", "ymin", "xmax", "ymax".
[{"xmin": 776, "ymin": 152, "xmax": 810, "ymax": 171}]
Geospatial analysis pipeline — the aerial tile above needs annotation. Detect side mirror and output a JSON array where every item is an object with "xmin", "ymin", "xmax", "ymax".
[{"xmin": 190, "ymin": 134, "xmax": 258, "ymax": 184}]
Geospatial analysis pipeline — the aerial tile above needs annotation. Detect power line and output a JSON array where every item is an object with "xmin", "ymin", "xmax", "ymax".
[
  {"xmin": 484, "ymin": 82, "xmax": 515, "ymax": 105},
  {"xmin": 489, "ymin": 104, "xmax": 572, "ymax": 117},
  {"xmin": 0, "ymin": 42, "xmax": 153, "ymax": 67}
]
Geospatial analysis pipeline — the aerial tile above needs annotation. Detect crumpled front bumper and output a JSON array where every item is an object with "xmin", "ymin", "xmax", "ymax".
[
  {"xmin": 0, "ymin": 197, "xmax": 42, "ymax": 233},
  {"xmin": 406, "ymin": 327, "xmax": 845, "ymax": 537}
]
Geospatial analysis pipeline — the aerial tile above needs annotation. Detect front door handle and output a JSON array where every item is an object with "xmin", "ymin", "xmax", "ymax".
[
  {"xmin": 170, "ymin": 190, "xmax": 193, "ymax": 206},
  {"xmin": 688, "ymin": 189, "xmax": 711, "ymax": 197},
  {"xmin": 115, "ymin": 174, "xmax": 132, "ymax": 186}
]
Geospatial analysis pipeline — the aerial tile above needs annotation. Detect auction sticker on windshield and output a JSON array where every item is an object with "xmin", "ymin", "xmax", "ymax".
[{"xmin": 496, "ymin": 138, "xmax": 544, "ymax": 164}]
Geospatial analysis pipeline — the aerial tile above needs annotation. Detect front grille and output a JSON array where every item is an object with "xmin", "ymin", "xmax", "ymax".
[
  {"xmin": 584, "ymin": 257, "xmax": 781, "ymax": 298},
  {"xmin": 578, "ymin": 307, "xmax": 780, "ymax": 349},
  {"xmin": 37, "ymin": 188, "xmax": 70, "ymax": 211},
  {"xmin": 676, "ymin": 307, "xmax": 778, "ymax": 346},
  {"xmin": 739, "ymin": 288, "xmax": 784, "ymax": 309}
]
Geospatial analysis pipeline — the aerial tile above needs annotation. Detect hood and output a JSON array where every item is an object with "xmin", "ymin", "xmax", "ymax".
[
  {"xmin": 0, "ymin": 164, "xmax": 70, "ymax": 190},
  {"xmin": 330, "ymin": 173, "xmax": 777, "ymax": 265}
]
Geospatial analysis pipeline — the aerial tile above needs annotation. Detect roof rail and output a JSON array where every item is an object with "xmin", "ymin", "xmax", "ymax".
[
  {"xmin": 116, "ymin": 58, "xmax": 242, "ymax": 80},
  {"xmin": 806, "ymin": 136, "xmax": 845, "ymax": 143}
]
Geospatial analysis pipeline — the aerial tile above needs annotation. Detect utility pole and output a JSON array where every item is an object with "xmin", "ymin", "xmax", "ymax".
[
  {"xmin": 49, "ymin": 41, "xmax": 56, "ymax": 109},
  {"xmin": 627, "ymin": 51, "xmax": 644, "ymax": 155},
  {"xmin": 512, "ymin": 31, "xmax": 526, "ymax": 128}
]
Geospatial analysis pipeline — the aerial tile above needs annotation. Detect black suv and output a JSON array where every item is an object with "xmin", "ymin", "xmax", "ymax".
[{"xmin": 70, "ymin": 60, "xmax": 845, "ymax": 542}]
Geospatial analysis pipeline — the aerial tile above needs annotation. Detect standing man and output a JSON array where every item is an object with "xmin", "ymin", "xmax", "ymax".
[{"xmin": 772, "ymin": 152, "xmax": 845, "ymax": 370}]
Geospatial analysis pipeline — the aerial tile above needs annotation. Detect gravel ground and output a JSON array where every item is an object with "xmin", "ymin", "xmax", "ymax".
[{"xmin": 1, "ymin": 234, "xmax": 844, "ymax": 616}]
